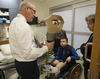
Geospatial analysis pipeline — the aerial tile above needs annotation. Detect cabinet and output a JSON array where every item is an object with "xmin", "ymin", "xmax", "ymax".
[
  {"xmin": 9, "ymin": 0, "xmax": 19, "ymax": 9},
  {"xmin": 9, "ymin": 8, "xmax": 19, "ymax": 21},
  {"xmin": 9, "ymin": 0, "xmax": 19, "ymax": 21},
  {"xmin": 0, "ymin": 8, "xmax": 10, "ymax": 24},
  {"xmin": 0, "ymin": 0, "xmax": 19, "ymax": 9},
  {"xmin": 0, "ymin": 0, "xmax": 9, "ymax": 8},
  {"xmin": 0, "ymin": 0, "xmax": 19, "ymax": 23}
]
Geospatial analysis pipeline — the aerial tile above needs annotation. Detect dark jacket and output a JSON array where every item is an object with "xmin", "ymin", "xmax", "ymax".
[
  {"xmin": 59, "ymin": 45, "xmax": 72, "ymax": 59},
  {"xmin": 53, "ymin": 45, "xmax": 80, "ymax": 62},
  {"xmin": 80, "ymin": 33, "xmax": 93, "ymax": 66}
]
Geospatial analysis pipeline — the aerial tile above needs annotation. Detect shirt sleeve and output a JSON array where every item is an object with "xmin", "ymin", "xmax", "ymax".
[
  {"xmin": 52, "ymin": 47, "xmax": 60, "ymax": 62},
  {"xmin": 15, "ymin": 24, "xmax": 48, "ymax": 60},
  {"xmin": 70, "ymin": 47, "xmax": 80, "ymax": 60}
]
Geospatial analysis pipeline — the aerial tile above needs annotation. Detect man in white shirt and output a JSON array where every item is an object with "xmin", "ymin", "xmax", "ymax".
[{"xmin": 9, "ymin": 1, "xmax": 54, "ymax": 79}]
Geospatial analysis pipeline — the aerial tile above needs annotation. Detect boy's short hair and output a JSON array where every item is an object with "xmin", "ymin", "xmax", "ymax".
[
  {"xmin": 60, "ymin": 36, "xmax": 68, "ymax": 42},
  {"xmin": 85, "ymin": 14, "xmax": 95, "ymax": 23}
]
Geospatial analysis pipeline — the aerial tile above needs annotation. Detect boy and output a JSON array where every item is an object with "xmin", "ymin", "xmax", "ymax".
[{"xmin": 52, "ymin": 36, "xmax": 80, "ymax": 76}]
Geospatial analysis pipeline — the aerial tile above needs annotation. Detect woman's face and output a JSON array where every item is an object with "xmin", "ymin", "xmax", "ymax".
[{"xmin": 87, "ymin": 20, "xmax": 94, "ymax": 32}]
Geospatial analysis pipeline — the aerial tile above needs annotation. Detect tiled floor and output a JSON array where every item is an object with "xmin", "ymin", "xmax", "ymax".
[{"xmin": 39, "ymin": 57, "xmax": 85, "ymax": 79}]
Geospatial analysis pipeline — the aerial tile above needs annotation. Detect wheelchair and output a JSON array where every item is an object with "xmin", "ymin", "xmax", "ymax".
[
  {"xmin": 56, "ymin": 61, "xmax": 81, "ymax": 79},
  {"xmin": 44, "ymin": 59, "xmax": 81, "ymax": 79},
  {"xmin": 46, "ymin": 30, "xmax": 82, "ymax": 79}
]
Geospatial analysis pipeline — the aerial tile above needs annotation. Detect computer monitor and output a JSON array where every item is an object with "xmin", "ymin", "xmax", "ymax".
[{"xmin": 27, "ymin": 17, "xmax": 38, "ymax": 25}]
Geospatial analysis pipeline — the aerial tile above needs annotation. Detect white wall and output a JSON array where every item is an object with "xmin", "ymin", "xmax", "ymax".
[
  {"xmin": 23, "ymin": 0, "xmax": 76, "ymax": 20},
  {"xmin": 41, "ymin": 0, "xmax": 76, "ymax": 20}
]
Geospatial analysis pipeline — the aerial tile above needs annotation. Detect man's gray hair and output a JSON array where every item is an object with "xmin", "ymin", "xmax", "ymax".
[{"xmin": 20, "ymin": 1, "xmax": 34, "ymax": 12}]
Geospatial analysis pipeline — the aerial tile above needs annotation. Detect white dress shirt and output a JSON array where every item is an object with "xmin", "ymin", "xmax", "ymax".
[{"xmin": 9, "ymin": 14, "xmax": 48, "ymax": 62}]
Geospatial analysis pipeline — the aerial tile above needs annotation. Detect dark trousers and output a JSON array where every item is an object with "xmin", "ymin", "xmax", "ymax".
[
  {"xmin": 15, "ymin": 60, "xmax": 39, "ymax": 79},
  {"xmin": 83, "ymin": 60, "xmax": 90, "ymax": 79}
]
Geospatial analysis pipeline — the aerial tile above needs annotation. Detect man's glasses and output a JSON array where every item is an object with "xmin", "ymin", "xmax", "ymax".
[{"xmin": 29, "ymin": 7, "xmax": 36, "ymax": 14}]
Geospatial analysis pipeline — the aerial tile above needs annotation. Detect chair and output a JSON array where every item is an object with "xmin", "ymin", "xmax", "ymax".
[{"xmin": 57, "ymin": 61, "xmax": 81, "ymax": 79}]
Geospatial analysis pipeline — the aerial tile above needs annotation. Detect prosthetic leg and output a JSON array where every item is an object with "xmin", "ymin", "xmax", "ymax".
[
  {"xmin": 45, "ymin": 14, "xmax": 64, "ymax": 64},
  {"xmin": 42, "ymin": 14, "xmax": 64, "ymax": 74}
]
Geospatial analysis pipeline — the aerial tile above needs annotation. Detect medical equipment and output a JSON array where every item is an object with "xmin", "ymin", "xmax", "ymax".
[{"xmin": 45, "ymin": 14, "xmax": 64, "ymax": 64}]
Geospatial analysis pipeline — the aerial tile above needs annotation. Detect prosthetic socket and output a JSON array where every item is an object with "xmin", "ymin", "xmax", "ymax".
[{"xmin": 45, "ymin": 14, "xmax": 64, "ymax": 42}]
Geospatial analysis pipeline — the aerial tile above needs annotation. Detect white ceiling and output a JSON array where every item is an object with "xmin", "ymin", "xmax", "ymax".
[
  {"xmin": 30, "ymin": 0, "xmax": 47, "ymax": 2},
  {"xmin": 20, "ymin": 0, "xmax": 47, "ymax": 2}
]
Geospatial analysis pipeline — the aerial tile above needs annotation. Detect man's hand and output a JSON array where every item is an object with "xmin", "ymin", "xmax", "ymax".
[
  {"xmin": 41, "ymin": 41, "xmax": 45, "ymax": 47},
  {"xmin": 45, "ymin": 41, "xmax": 54, "ymax": 51}
]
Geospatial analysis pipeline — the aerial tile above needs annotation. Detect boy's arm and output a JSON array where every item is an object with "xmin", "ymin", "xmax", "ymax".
[
  {"xmin": 70, "ymin": 47, "xmax": 80, "ymax": 60},
  {"xmin": 52, "ymin": 47, "xmax": 60, "ymax": 62}
]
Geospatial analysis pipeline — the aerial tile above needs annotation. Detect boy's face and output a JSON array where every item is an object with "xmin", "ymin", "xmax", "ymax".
[{"xmin": 60, "ymin": 39, "xmax": 68, "ymax": 47}]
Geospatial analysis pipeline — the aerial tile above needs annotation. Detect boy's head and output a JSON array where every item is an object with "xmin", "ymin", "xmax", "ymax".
[{"xmin": 60, "ymin": 36, "xmax": 68, "ymax": 47}]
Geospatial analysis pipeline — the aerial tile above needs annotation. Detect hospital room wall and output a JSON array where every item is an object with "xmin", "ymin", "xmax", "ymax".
[
  {"xmin": 23, "ymin": 0, "xmax": 76, "ymax": 20},
  {"xmin": 41, "ymin": 0, "xmax": 76, "ymax": 20}
]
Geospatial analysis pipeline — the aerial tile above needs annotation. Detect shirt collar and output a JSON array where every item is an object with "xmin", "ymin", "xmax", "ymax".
[{"xmin": 17, "ymin": 13, "xmax": 27, "ymax": 22}]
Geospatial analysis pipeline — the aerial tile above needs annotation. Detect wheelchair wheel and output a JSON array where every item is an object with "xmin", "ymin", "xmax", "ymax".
[{"xmin": 67, "ymin": 63, "xmax": 81, "ymax": 79}]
